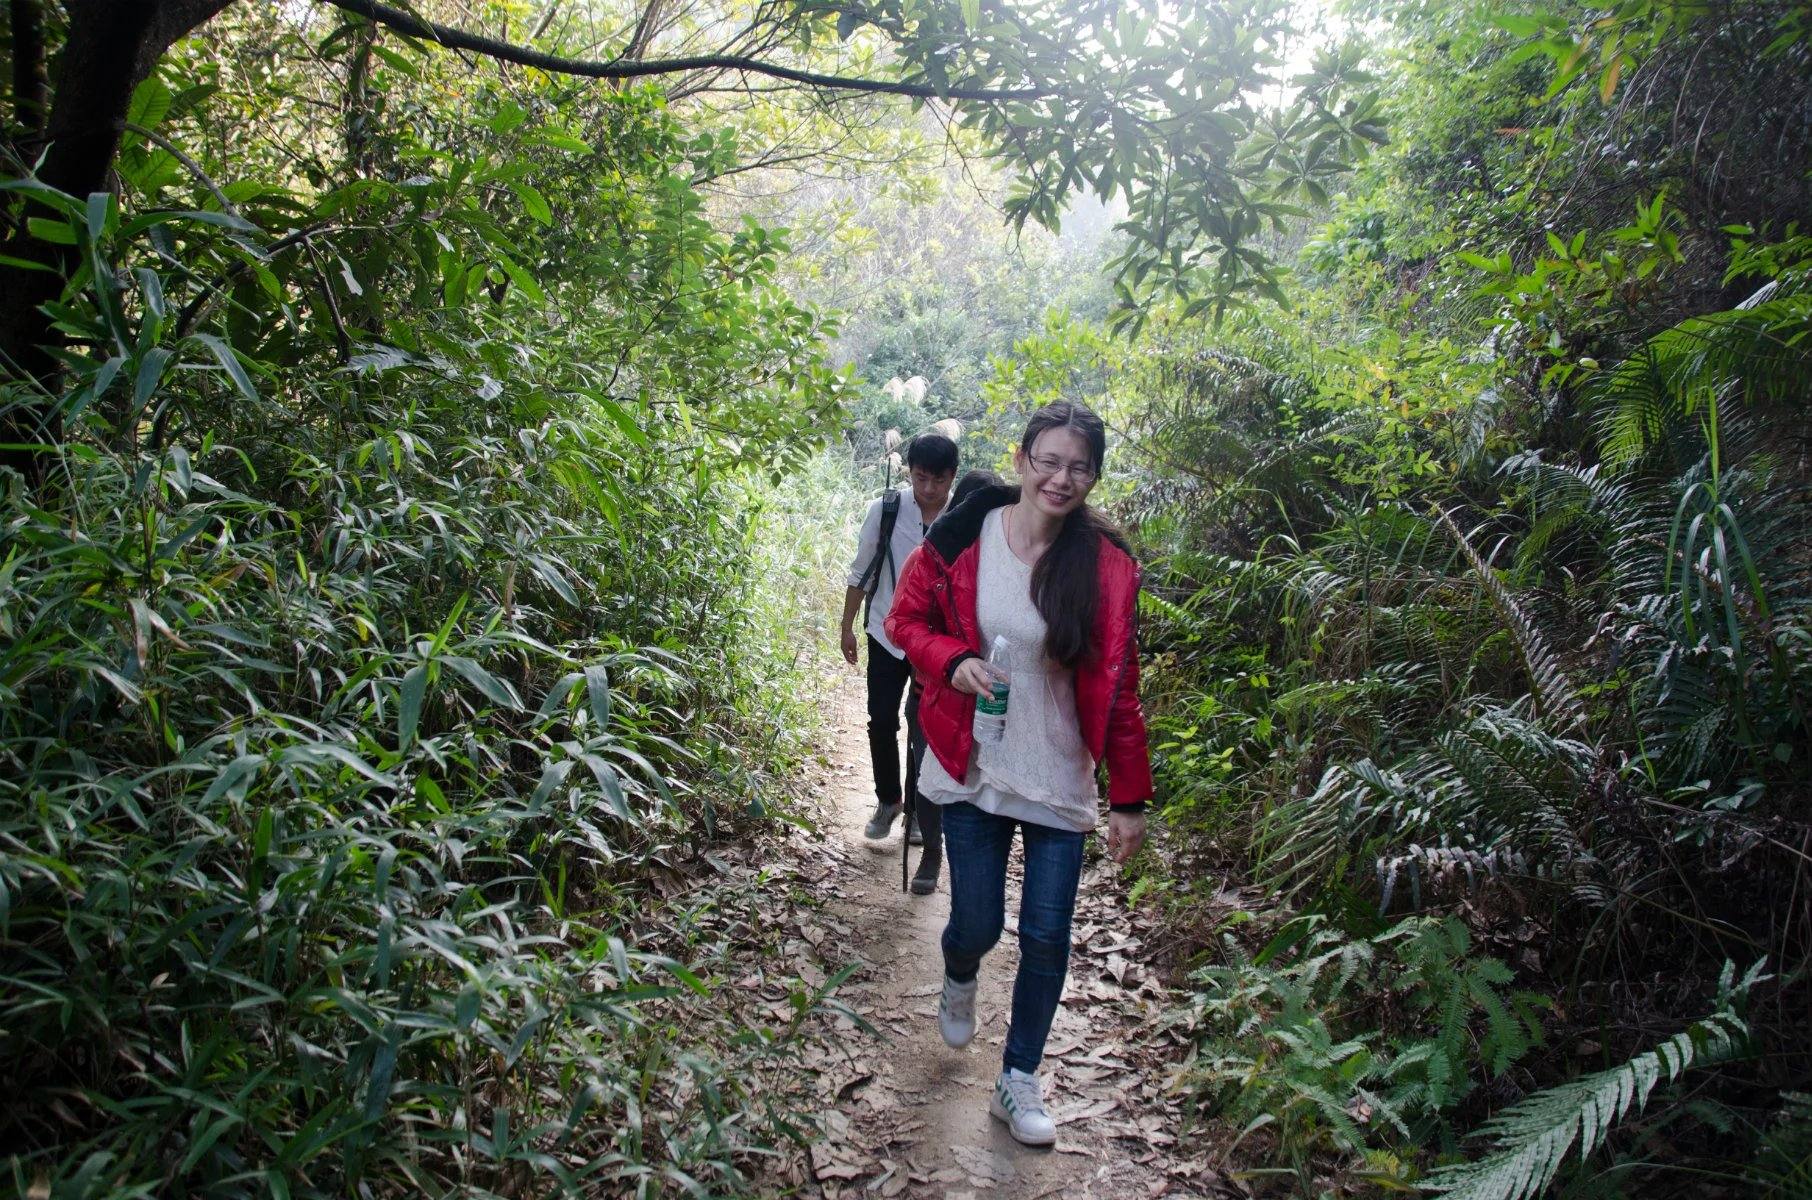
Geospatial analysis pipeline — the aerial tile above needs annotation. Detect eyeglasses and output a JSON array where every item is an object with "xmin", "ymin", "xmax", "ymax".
[{"xmin": 1026, "ymin": 453, "xmax": 1098, "ymax": 484}]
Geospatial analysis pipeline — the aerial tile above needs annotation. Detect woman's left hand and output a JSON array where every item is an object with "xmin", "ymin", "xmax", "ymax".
[{"xmin": 1106, "ymin": 810, "xmax": 1146, "ymax": 865}]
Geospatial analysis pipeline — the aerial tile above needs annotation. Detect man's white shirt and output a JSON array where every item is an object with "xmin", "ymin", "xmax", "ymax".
[{"xmin": 845, "ymin": 486, "xmax": 934, "ymax": 659}]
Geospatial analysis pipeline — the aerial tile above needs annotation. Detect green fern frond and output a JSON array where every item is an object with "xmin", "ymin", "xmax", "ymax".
[
  {"xmin": 1745, "ymin": 1090, "xmax": 1812, "ymax": 1197},
  {"xmin": 1138, "ymin": 587, "xmax": 1202, "ymax": 633},
  {"xmin": 1265, "ymin": 695, "xmax": 1594, "ymax": 905},
  {"xmin": 1432, "ymin": 504, "xmax": 1589, "ymax": 733},
  {"xmin": 1424, "ymin": 972, "xmax": 1762, "ymax": 1200},
  {"xmin": 1594, "ymin": 291, "xmax": 1812, "ymax": 471},
  {"xmin": 1378, "ymin": 844, "xmax": 1529, "ymax": 912}
]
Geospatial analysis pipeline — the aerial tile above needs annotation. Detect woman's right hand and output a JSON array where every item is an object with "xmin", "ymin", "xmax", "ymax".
[{"xmin": 951, "ymin": 657, "xmax": 998, "ymax": 697}]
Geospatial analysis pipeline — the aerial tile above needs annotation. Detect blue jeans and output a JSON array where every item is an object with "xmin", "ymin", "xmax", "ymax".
[{"xmin": 940, "ymin": 801, "xmax": 1086, "ymax": 1074}]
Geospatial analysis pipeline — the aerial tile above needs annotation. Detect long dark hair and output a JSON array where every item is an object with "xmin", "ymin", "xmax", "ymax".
[{"xmin": 1021, "ymin": 402, "xmax": 1127, "ymax": 668}]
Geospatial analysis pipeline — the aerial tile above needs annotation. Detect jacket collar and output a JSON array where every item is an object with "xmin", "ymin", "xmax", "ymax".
[{"xmin": 925, "ymin": 483, "xmax": 1018, "ymax": 564}]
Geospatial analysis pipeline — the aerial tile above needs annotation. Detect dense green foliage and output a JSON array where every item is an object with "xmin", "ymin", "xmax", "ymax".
[
  {"xmin": 768, "ymin": 161, "xmax": 1117, "ymax": 482},
  {"xmin": 1424, "ymin": 964, "xmax": 1763, "ymax": 1200},
  {"xmin": 1185, "ymin": 914, "xmax": 1548, "ymax": 1186},
  {"xmin": 0, "ymin": 9, "xmax": 862, "ymax": 1196},
  {"xmin": 5, "ymin": 0, "xmax": 1810, "ymax": 1195},
  {"xmin": 1084, "ymin": 0, "xmax": 1812, "ymax": 1190},
  {"xmin": 794, "ymin": 0, "xmax": 1391, "ymax": 319},
  {"xmin": 884, "ymin": 0, "xmax": 1812, "ymax": 1188}
]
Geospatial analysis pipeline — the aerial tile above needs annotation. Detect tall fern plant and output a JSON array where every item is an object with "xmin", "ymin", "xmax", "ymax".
[
  {"xmin": 1586, "ymin": 247, "xmax": 1812, "ymax": 782},
  {"xmin": 1426, "ymin": 962, "xmax": 1767, "ymax": 1200}
]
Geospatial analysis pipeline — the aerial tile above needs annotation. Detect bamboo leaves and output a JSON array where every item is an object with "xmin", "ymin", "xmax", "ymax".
[
  {"xmin": 1, "ymin": 77, "xmax": 850, "ymax": 1194},
  {"xmin": 398, "ymin": 664, "xmax": 427, "ymax": 749}
]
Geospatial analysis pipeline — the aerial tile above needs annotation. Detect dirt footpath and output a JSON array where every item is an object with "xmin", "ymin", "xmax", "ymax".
[{"xmin": 774, "ymin": 676, "xmax": 1231, "ymax": 1199}]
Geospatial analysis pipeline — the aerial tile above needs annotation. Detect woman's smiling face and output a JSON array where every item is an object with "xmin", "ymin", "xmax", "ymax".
[{"xmin": 1015, "ymin": 426, "xmax": 1098, "ymax": 520}]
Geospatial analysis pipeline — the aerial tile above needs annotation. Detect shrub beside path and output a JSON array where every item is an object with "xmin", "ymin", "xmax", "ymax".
[{"xmin": 766, "ymin": 676, "xmax": 1233, "ymax": 1199}]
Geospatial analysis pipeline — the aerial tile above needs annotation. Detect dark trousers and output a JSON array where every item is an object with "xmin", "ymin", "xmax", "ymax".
[
  {"xmin": 865, "ymin": 635, "xmax": 922, "ymax": 807},
  {"xmin": 904, "ymin": 688, "xmax": 942, "ymax": 864}
]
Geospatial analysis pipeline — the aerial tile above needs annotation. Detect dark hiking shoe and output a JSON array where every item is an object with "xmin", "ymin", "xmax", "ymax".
[
  {"xmin": 863, "ymin": 801, "xmax": 902, "ymax": 840},
  {"xmin": 907, "ymin": 809, "xmax": 924, "ymax": 846},
  {"xmin": 910, "ymin": 850, "xmax": 940, "ymax": 895}
]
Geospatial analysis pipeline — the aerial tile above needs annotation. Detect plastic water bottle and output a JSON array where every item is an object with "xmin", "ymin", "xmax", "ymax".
[{"xmin": 972, "ymin": 635, "xmax": 1011, "ymax": 744}]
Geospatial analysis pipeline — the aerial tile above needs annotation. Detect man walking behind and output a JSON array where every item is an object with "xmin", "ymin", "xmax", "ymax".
[{"xmin": 841, "ymin": 434, "xmax": 958, "ymax": 841}]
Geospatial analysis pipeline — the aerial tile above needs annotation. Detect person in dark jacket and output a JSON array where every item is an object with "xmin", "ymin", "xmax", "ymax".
[
  {"xmin": 885, "ymin": 402, "xmax": 1150, "ymax": 1147},
  {"xmin": 903, "ymin": 468, "xmax": 1003, "ymax": 896}
]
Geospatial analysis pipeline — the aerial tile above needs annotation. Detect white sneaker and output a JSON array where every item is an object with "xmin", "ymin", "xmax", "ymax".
[
  {"xmin": 990, "ymin": 1068, "xmax": 1057, "ymax": 1146},
  {"xmin": 938, "ymin": 975, "xmax": 977, "ymax": 1048}
]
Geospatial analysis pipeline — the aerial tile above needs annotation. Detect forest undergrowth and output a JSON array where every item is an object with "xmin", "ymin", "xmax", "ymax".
[
  {"xmin": 0, "ymin": 204, "xmax": 859, "ymax": 1200},
  {"xmin": 0, "ymin": 7, "xmax": 872, "ymax": 1194},
  {"xmin": 1042, "ymin": 2, "xmax": 1812, "ymax": 1195},
  {"xmin": 4, "ymin": 0, "xmax": 1811, "ymax": 1197}
]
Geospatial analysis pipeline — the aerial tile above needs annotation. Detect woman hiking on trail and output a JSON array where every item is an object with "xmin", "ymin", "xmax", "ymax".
[{"xmin": 884, "ymin": 401, "xmax": 1151, "ymax": 1147}]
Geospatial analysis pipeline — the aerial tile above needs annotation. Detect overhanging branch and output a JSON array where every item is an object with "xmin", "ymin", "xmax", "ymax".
[{"xmin": 322, "ymin": 0, "xmax": 1047, "ymax": 103}]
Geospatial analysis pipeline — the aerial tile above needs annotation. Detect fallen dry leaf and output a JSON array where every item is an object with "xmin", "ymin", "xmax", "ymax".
[
  {"xmin": 835, "ymin": 1072, "xmax": 874, "ymax": 1100},
  {"xmin": 809, "ymin": 1143, "xmax": 865, "ymax": 1183},
  {"xmin": 1057, "ymin": 1098, "xmax": 1120, "ymax": 1125},
  {"xmin": 949, "ymin": 1144, "xmax": 1016, "ymax": 1187}
]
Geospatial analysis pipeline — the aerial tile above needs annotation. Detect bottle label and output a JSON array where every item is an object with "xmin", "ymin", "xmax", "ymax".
[{"xmin": 976, "ymin": 681, "xmax": 1009, "ymax": 716}]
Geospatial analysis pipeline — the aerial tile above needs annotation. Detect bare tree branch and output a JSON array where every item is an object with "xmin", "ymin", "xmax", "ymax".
[
  {"xmin": 125, "ymin": 121, "xmax": 237, "ymax": 214},
  {"xmin": 529, "ymin": 1, "xmax": 561, "ymax": 42},
  {"xmin": 322, "ymin": 0, "xmax": 1047, "ymax": 102},
  {"xmin": 621, "ymin": 0, "xmax": 669, "ymax": 63}
]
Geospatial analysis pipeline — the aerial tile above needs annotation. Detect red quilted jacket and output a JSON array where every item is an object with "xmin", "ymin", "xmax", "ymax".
[{"xmin": 883, "ymin": 485, "xmax": 1152, "ymax": 811}]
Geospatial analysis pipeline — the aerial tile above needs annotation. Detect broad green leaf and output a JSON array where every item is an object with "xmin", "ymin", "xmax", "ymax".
[
  {"xmin": 399, "ymin": 663, "xmax": 428, "ymax": 748},
  {"xmin": 511, "ymin": 182, "xmax": 553, "ymax": 226},
  {"xmin": 489, "ymin": 101, "xmax": 528, "ymax": 133},
  {"xmin": 190, "ymin": 333, "xmax": 259, "ymax": 401},
  {"xmin": 363, "ymin": 1035, "xmax": 399, "ymax": 1122},
  {"xmin": 496, "ymin": 256, "xmax": 547, "ymax": 305},
  {"xmin": 26, "ymin": 216, "xmax": 77, "ymax": 245},
  {"xmin": 535, "ymin": 129, "xmax": 592, "ymax": 153},
  {"xmin": 85, "ymin": 192, "xmax": 113, "ymax": 241},
  {"xmin": 127, "ymin": 76, "xmax": 174, "ymax": 131},
  {"xmin": 440, "ymin": 655, "xmax": 522, "ymax": 710},
  {"xmin": 584, "ymin": 665, "xmax": 611, "ymax": 729}
]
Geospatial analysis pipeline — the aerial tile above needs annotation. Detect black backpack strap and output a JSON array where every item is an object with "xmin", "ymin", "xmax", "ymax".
[{"xmin": 856, "ymin": 490, "xmax": 902, "ymax": 601}]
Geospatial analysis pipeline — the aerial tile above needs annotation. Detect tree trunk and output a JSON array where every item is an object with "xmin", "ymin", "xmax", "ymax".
[
  {"xmin": 0, "ymin": 0, "xmax": 233, "ymax": 482},
  {"xmin": 7, "ymin": 0, "xmax": 49, "ymax": 139}
]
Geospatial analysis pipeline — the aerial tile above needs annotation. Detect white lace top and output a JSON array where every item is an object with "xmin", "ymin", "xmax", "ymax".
[{"xmin": 918, "ymin": 507, "xmax": 1100, "ymax": 832}]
